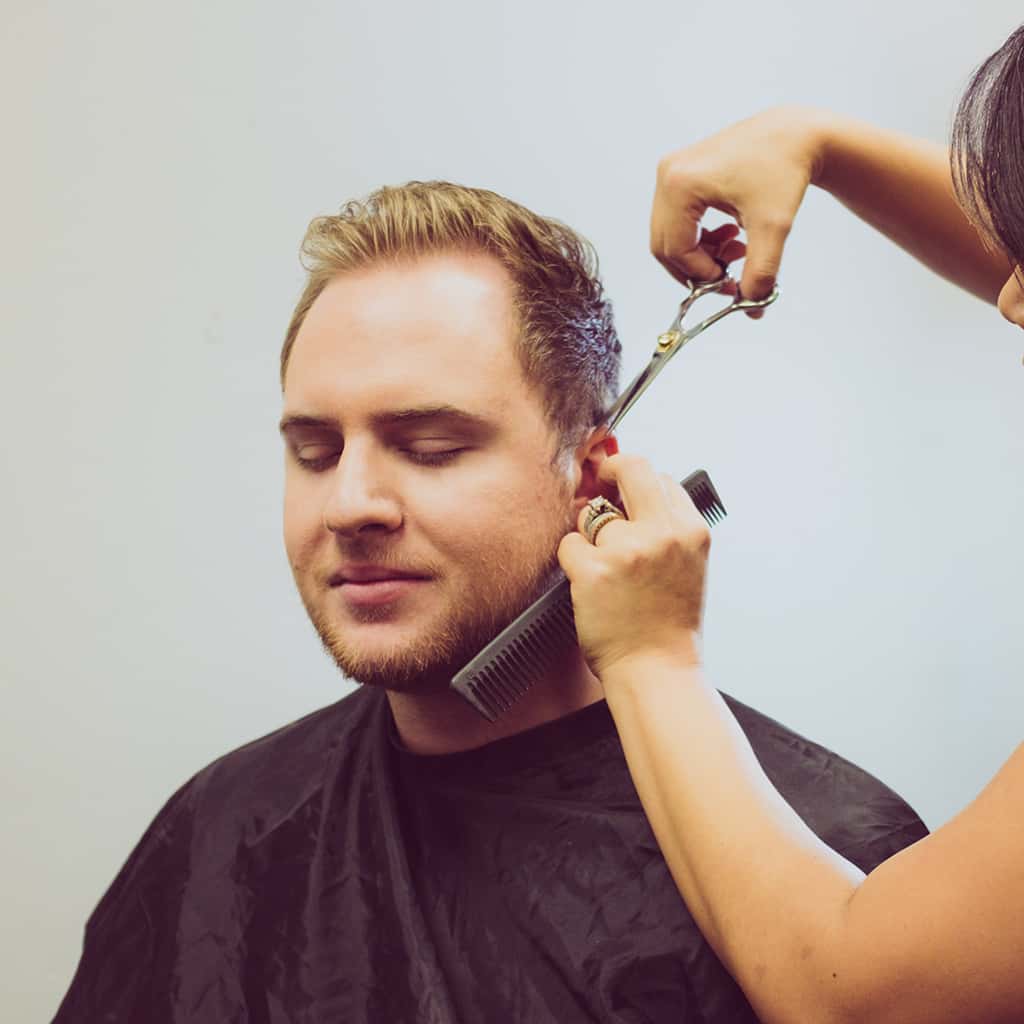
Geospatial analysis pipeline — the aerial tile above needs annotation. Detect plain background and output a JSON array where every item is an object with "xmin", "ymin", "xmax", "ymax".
[{"xmin": 4, "ymin": 1, "xmax": 1023, "ymax": 1018}]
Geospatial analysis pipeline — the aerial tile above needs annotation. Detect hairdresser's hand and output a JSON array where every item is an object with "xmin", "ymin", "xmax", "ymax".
[
  {"xmin": 652, "ymin": 106, "xmax": 830, "ymax": 309},
  {"xmin": 557, "ymin": 453, "xmax": 710, "ymax": 681}
]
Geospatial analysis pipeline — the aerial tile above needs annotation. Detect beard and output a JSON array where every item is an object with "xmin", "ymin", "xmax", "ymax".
[{"xmin": 298, "ymin": 500, "xmax": 577, "ymax": 695}]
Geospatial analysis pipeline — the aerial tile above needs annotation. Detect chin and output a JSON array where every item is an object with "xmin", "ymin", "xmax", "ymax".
[
  {"xmin": 335, "ymin": 644, "xmax": 463, "ymax": 695},
  {"xmin": 314, "ymin": 614, "xmax": 463, "ymax": 692}
]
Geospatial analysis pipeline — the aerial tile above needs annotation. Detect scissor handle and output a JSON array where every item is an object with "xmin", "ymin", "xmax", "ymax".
[
  {"xmin": 726, "ymin": 282, "xmax": 780, "ymax": 312},
  {"xmin": 679, "ymin": 274, "xmax": 779, "ymax": 315}
]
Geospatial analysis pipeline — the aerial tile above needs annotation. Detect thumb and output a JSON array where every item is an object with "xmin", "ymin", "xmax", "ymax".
[{"xmin": 739, "ymin": 214, "xmax": 789, "ymax": 304}]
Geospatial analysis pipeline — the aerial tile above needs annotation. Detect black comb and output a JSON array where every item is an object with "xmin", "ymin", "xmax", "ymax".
[{"xmin": 450, "ymin": 469, "xmax": 726, "ymax": 721}]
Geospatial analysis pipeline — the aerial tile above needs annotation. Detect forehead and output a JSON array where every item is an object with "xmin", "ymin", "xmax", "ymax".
[{"xmin": 284, "ymin": 251, "xmax": 531, "ymax": 422}]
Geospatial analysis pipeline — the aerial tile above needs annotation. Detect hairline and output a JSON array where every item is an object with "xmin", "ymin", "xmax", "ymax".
[{"xmin": 280, "ymin": 247, "xmax": 601, "ymax": 460}]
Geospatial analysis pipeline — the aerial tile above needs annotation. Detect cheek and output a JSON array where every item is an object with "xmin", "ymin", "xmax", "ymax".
[
  {"xmin": 463, "ymin": 471, "xmax": 572, "ymax": 553},
  {"xmin": 282, "ymin": 480, "xmax": 322, "ymax": 569},
  {"xmin": 421, "ymin": 480, "xmax": 526, "ymax": 561},
  {"xmin": 423, "ymin": 492, "xmax": 492, "ymax": 562}
]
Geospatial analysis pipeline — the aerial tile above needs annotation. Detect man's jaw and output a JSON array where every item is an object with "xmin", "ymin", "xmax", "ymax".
[{"xmin": 304, "ymin": 531, "xmax": 569, "ymax": 696}]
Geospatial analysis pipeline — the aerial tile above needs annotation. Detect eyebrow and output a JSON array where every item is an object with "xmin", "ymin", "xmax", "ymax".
[{"xmin": 278, "ymin": 404, "xmax": 496, "ymax": 436}]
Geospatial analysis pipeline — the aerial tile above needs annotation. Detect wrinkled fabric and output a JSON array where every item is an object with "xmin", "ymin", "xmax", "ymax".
[{"xmin": 54, "ymin": 688, "xmax": 928, "ymax": 1023}]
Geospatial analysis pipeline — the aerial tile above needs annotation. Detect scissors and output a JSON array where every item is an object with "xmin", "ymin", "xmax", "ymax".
[{"xmin": 603, "ymin": 275, "xmax": 780, "ymax": 431}]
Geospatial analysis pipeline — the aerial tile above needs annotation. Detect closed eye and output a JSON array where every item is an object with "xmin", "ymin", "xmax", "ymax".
[
  {"xmin": 403, "ymin": 448, "xmax": 466, "ymax": 466},
  {"xmin": 290, "ymin": 446, "xmax": 465, "ymax": 471},
  {"xmin": 292, "ymin": 446, "xmax": 341, "ymax": 471}
]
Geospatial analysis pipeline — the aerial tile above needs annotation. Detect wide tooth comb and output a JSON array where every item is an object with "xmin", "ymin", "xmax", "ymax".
[{"xmin": 451, "ymin": 469, "xmax": 726, "ymax": 721}]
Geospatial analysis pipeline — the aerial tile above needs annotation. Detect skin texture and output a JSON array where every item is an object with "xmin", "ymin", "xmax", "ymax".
[
  {"xmin": 281, "ymin": 250, "xmax": 617, "ymax": 755},
  {"xmin": 556, "ymin": 108, "xmax": 1024, "ymax": 1024}
]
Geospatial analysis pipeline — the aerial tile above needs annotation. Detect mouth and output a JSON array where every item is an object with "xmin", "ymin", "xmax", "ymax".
[
  {"xmin": 329, "ymin": 565, "xmax": 431, "ymax": 585},
  {"xmin": 328, "ymin": 565, "xmax": 433, "ymax": 609}
]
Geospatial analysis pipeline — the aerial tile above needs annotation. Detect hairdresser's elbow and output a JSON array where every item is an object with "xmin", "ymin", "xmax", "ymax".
[
  {"xmin": 734, "ymin": 951, "xmax": 875, "ymax": 1024},
  {"xmin": 777, "ymin": 969, "xmax": 902, "ymax": 1024}
]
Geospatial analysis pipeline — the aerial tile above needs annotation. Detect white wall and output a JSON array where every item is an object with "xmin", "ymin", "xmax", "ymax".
[{"xmin": 4, "ymin": 2, "xmax": 1022, "ymax": 1018}]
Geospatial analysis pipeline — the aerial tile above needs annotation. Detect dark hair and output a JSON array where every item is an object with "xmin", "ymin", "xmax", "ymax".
[
  {"xmin": 281, "ymin": 182, "xmax": 621, "ymax": 459},
  {"xmin": 951, "ymin": 24, "xmax": 1024, "ymax": 267}
]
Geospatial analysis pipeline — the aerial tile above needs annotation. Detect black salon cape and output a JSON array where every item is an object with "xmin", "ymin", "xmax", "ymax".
[{"xmin": 55, "ymin": 687, "xmax": 927, "ymax": 1023}]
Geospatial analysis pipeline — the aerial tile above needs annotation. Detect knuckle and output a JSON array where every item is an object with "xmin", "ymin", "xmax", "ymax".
[
  {"xmin": 748, "ymin": 264, "xmax": 779, "ymax": 285},
  {"xmin": 652, "ymin": 246, "xmax": 673, "ymax": 267},
  {"xmin": 657, "ymin": 530, "xmax": 687, "ymax": 559},
  {"xmin": 664, "ymin": 523, "xmax": 710, "ymax": 557},
  {"xmin": 754, "ymin": 213, "xmax": 793, "ymax": 243},
  {"xmin": 656, "ymin": 152, "xmax": 680, "ymax": 184},
  {"xmin": 590, "ymin": 559, "xmax": 617, "ymax": 587},
  {"xmin": 691, "ymin": 524, "xmax": 712, "ymax": 553},
  {"xmin": 662, "ymin": 240, "xmax": 696, "ymax": 267},
  {"xmin": 657, "ymin": 154, "xmax": 698, "ymax": 196},
  {"xmin": 607, "ymin": 535, "xmax": 645, "ymax": 571}
]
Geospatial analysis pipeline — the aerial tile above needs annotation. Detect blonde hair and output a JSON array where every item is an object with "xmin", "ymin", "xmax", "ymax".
[{"xmin": 281, "ymin": 181, "xmax": 621, "ymax": 454}]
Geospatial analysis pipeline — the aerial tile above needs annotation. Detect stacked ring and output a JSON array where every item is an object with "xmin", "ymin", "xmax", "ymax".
[{"xmin": 583, "ymin": 496, "xmax": 625, "ymax": 544}]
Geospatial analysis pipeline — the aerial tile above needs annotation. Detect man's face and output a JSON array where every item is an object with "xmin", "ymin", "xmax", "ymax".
[{"xmin": 281, "ymin": 250, "xmax": 578, "ymax": 693}]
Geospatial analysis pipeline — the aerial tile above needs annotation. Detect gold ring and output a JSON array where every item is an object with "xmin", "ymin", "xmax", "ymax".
[
  {"xmin": 583, "ymin": 496, "xmax": 625, "ymax": 544},
  {"xmin": 584, "ymin": 511, "xmax": 622, "ymax": 544}
]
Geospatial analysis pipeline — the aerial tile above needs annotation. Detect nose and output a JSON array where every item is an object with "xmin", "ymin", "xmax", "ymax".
[
  {"xmin": 321, "ymin": 443, "xmax": 403, "ymax": 537},
  {"xmin": 997, "ymin": 269, "xmax": 1024, "ymax": 329}
]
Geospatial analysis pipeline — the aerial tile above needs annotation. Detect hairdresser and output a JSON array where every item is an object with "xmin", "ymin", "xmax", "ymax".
[{"xmin": 558, "ymin": 23, "xmax": 1024, "ymax": 1024}]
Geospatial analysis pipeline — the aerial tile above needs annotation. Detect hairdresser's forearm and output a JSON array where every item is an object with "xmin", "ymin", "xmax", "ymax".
[
  {"xmin": 812, "ymin": 113, "xmax": 1010, "ymax": 303},
  {"xmin": 602, "ymin": 652, "xmax": 865, "ymax": 1024}
]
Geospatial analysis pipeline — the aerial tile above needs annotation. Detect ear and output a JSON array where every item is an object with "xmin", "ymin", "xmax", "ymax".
[{"xmin": 570, "ymin": 427, "xmax": 619, "ymax": 514}]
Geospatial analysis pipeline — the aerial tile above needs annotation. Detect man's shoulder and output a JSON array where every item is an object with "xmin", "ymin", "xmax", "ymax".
[
  {"xmin": 189, "ymin": 684, "xmax": 385, "ymax": 807},
  {"xmin": 56, "ymin": 687, "xmax": 391, "ymax": 1020},
  {"xmin": 84, "ymin": 686, "xmax": 386, "ymax": 929},
  {"xmin": 722, "ymin": 692, "xmax": 929, "ymax": 869}
]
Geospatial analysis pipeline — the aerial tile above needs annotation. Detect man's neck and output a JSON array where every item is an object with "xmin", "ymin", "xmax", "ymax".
[{"xmin": 386, "ymin": 649, "xmax": 605, "ymax": 755}]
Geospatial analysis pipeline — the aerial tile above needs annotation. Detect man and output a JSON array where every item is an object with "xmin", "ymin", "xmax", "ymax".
[{"xmin": 55, "ymin": 182, "xmax": 927, "ymax": 1023}]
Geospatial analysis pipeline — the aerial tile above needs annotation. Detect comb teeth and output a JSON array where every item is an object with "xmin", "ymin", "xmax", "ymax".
[
  {"xmin": 455, "ymin": 578, "xmax": 577, "ymax": 721},
  {"xmin": 681, "ymin": 469, "xmax": 726, "ymax": 525},
  {"xmin": 450, "ymin": 469, "xmax": 726, "ymax": 721}
]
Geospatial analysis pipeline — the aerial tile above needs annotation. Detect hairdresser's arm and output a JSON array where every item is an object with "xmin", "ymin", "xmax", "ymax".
[
  {"xmin": 559, "ymin": 453, "xmax": 1024, "ymax": 1024},
  {"xmin": 651, "ymin": 106, "xmax": 1011, "ymax": 304},
  {"xmin": 602, "ymin": 652, "xmax": 1024, "ymax": 1024}
]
